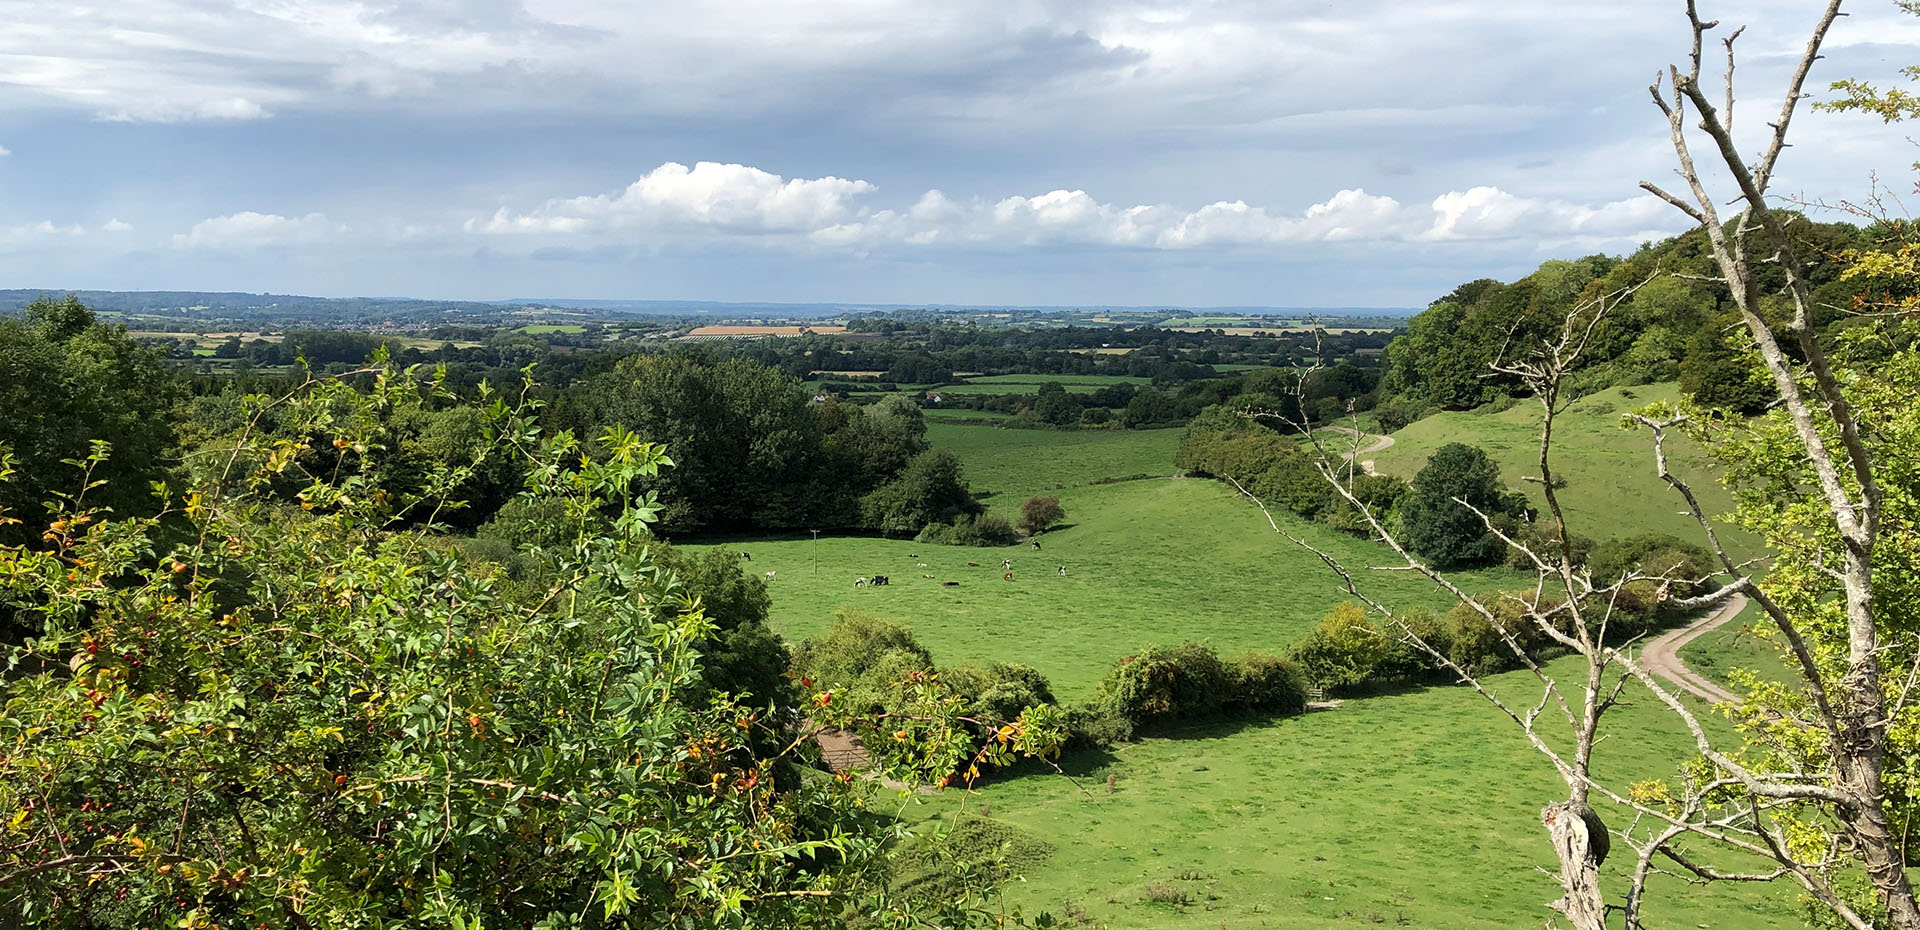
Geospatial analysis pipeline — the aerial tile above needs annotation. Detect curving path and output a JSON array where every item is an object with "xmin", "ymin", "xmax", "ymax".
[
  {"xmin": 1641, "ymin": 594, "xmax": 1749, "ymax": 705},
  {"xmin": 1318, "ymin": 426, "xmax": 1395, "ymax": 475}
]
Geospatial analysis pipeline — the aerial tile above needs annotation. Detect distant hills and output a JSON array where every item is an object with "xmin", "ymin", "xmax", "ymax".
[{"xmin": 0, "ymin": 288, "xmax": 1417, "ymax": 325}]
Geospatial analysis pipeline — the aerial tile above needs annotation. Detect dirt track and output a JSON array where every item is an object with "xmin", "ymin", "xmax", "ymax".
[
  {"xmin": 1641, "ymin": 594, "xmax": 1749, "ymax": 704},
  {"xmin": 1319, "ymin": 426, "xmax": 1394, "ymax": 475}
]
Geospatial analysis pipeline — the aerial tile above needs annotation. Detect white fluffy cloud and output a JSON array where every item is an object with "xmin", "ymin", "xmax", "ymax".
[
  {"xmin": 0, "ymin": 145, "xmax": 10, "ymax": 157},
  {"xmin": 0, "ymin": 220, "xmax": 86, "ymax": 249},
  {"xmin": 469, "ymin": 162, "xmax": 877, "ymax": 235},
  {"xmin": 472, "ymin": 161, "xmax": 1684, "ymax": 253},
  {"xmin": 174, "ymin": 212, "xmax": 339, "ymax": 249}
]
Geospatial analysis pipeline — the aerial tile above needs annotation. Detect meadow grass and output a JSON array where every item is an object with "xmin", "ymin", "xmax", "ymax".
[
  {"xmin": 519, "ymin": 323, "xmax": 587, "ymax": 334},
  {"xmin": 1366, "ymin": 382, "xmax": 1762, "ymax": 558},
  {"xmin": 923, "ymin": 423, "xmax": 1180, "ymax": 504},
  {"xmin": 908, "ymin": 653, "xmax": 1797, "ymax": 930},
  {"xmin": 685, "ymin": 475, "xmax": 1519, "ymax": 700}
]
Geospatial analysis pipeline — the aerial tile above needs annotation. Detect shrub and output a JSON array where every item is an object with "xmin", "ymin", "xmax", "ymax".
[
  {"xmin": 1094, "ymin": 642, "xmax": 1236, "ymax": 726},
  {"xmin": 1288, "ymin": 603, "xmax": 1441, "ymax": 692},
  {"xmin": 917, "ymin": 512, "xmax": 1020, "ymax": 546},
  {"xmin": 1062, "ymin": 704, "xmax": 1135, "ymax": 748},
  {"xmin": 792, "ymin": 610, "xmax": 935, "ymax": 693},
  {"xmin": 1504, "ymin": 519, "xmax": 1594, "ymax": 570},
  {"xmin": 1017, "ymin": 495, "xmax": 1066, "ymax": 535},
  {"xmin": 946, "ymin": 662, "xmax": 1058, "ymax": 725},
  {"xmin": 1587, "ymin": 533, "xmax": 1714, "ymax": 596},
  {"xmin": 1230, "ymin": 652, "xmax": 1309, "ymax": 715}
]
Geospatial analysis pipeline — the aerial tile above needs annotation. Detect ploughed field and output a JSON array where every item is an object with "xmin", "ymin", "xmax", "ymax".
[{"xmin": 685, "ymin": 413, "xmax": 1794, "ymax": 929}]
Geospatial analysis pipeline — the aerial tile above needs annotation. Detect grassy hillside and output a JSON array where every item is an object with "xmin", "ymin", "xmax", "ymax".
[
  {"xmin": 923, "ymin": 423, "xmax": 1181, "ymax": 507},
  {"xmin": 1367, "ymin": 382, "xmax": 1762, "ymax": 558},
  {"xmin": 916, "ymin": 653, "xmax": 1796, "ymax": 930},
  {"xmin": 686, "ymin": 426, "xmax": 1520, "ymax": 699}
]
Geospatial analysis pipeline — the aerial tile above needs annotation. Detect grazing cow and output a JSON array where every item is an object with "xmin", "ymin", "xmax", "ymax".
[
  {"xmin": 1001, "ymin": 559, "xmax": 1012, "ymax": 570},
  {"xmin": 764, "ymin": 570, "xmax": 776, "ymax": 579},
  {"xmin": 922, "ymin": 574, "xmax": 935, "ymax": 579},
  {"xmin": 854, "ymin": 577, "xmax": 867, "ymax": 587},
  {"xmin": 872, "ymin": 575, "xmax": 889, "ymax": 586},
  {"xmin": 918, "ymin": 562, "xmax": 929, "ymax": 568},
  {"xmin": 1003, "ymin": 572, "xmax": 1013, "ymax": 581},
  {"xmin": 941, "ymin": 581, "xmax": 960, "ymax": 587},
  {"xmin": 1031, "ymin": 540, "xmax": 1041, "ymax": 550},
  {"xmin": 967, "ymin": 562, "xmax": 981, "ymax": 568},
  {"xmin": 1058, "ymin": 565, "xmax": 1067, "ymax": 576},
  {"xmin": 908, "ymin": 553, "xmax": 918, "ymax": 558},
  {"xmin": 740, "ymin": 551, "xmax": 751, "ymax": 562}
]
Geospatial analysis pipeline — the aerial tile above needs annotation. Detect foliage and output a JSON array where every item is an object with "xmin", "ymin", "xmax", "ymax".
[
  {"xmin": 0, "ymin": 296, "xmax": 180, "ymax": 543},
  {"xmin": 1092, "ymin": 642, "xmax": 1306, "ymax": 730},
  {"xmin": 1398, "ymin": 443, "xmax": 1527, "ymax": 568},
  {"xmin": 916, "ymin": 512, "xmax": 1020, "ymax": 547},
  {"xmin": 0, "ymin": 367, "xmax": 1061, "ymax": 930},
  {"xmin": 863, "ymin": 448, "xmax": 982, "ymax": 536},
  {"xmin": 1016, "ymin": 495, "xmax": 1066, "ymax": 536},
  {"xmin": 1287, "ymin": 602, "xmax": 1434, "ymax": 691}
]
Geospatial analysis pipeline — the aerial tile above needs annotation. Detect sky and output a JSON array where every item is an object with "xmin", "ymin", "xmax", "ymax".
[{"xmin": 1, "ymin": 1, "xmax": 1918, "ymax": 309}]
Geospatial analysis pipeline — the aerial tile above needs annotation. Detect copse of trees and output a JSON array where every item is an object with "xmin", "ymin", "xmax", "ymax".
[
  {"xmin": 1376, "ymin": 216, "xmax": 1875, "ymax": 423},
  {"xmin": 1398, "ymin": 443, "xmax": 1529, "ymax": 568}
]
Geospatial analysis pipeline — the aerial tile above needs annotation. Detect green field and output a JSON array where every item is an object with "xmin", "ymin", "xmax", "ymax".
[
  {"xmin": 916, "ymin": 653, "xmax": 1795, "ymax": 930},
  {"xmin": 1367, "ymin": 383, "xmax": 1762, "ymax": 558},
  {"xmin": 960, "ymin": 374, "xmax": 1151, "ymax": 386},
  {"xmin": 920, "ymin": 406, "xmax": 1015, "ymax": 421},
  {"xmin": 934, "ymin": 382, "xmax": 1117, "ymax": 396},
  {"xmin": 680, "ymin": 411, "xmax": 1786, "ymax": 929},
  {"xmin": 519, "ymin": 323, "xmax": 587, "ymax": 334},
  {"xmin": 922, "ymin": 424, "xmax": 1180, "ymax": 504},
  {"xmin": 687, "ymin": 425, "xmax": 1519, "ymax": 698}
]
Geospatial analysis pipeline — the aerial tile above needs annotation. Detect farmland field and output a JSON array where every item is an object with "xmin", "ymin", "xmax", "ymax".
[{"xmin": 683, "ymin": 324, "xmax": 847, "ymax": 337}]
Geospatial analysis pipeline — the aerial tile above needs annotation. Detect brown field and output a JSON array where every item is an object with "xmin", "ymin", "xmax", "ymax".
[
  {"xmin": 129, "ymin": 330, "xmax": 284, "ymax": 343},
  {"xmin": 1072, "ymin": 347, "xmax": 1135, "ymax": 355},
  {"xmin": 684, "ymin": 324, "xmax": 847, "ymax": 337},
  {"xmin": 1164, "ymin": 325, "xmax": 1392, "ymax": 336}
]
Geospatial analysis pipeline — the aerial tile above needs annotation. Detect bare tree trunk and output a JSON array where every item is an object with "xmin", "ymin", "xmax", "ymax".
[{"xmin": 1543, "ymin": 802, "xmax": 1608, "ymax": 930}]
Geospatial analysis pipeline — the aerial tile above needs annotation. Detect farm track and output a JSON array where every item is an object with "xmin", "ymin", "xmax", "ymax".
[
  {"xmin": 1319, "ymin": 426, "xmax": 1395, "ymax": 474},
  {"xmin": 1641, "ymin": 594, "xmax": 1748, "ymax": 705}
]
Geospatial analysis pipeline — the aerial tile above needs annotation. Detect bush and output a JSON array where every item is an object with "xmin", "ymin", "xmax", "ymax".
[
  {"xmin": 1287, "ymin": 603, "xmax": 1441, "ymax": 692},
  {"xmin": 1399, "ymin": 443, "xmax": 1529, "ymax": 568},
  {"xmin": 1587, "ymin": 533, "xmax": 1714, "ymax": 595},
  {"xmin": 1094, "ymin": 642, "xmax": 1237, "ymax": 727},
  {"xmin": 1062, "ymin": 704, "xmax": 1135, "ymax": 748},
  {"xmin": 1230, "ymin": 652, "xmax": 1309, "ymax": 715},
  {"xmin": 1017, "ymin": 495, "xmax": 1066, "ymax": 535},
  {"xmin": 917, "ymin": 512, "xmax": 1020, "ymax": 547},
  {"xmin": 946, "ymin": 662, "xmax": 1058, "ymax": 725},
  {"xmin": 792, "ymin": 610, "xmax": 935, "ymax": 692}
]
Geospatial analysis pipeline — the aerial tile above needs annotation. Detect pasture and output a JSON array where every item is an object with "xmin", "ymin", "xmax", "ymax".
[
  {"xmin": 686, "ymin": 425, "xmax": 1521, "ymax": 698},
  {"xmin": 678, "ymin": 414, "xmax": 1786, "ymax": 929},
  {"xmin": 916, "ymin": 653, "xmax": 1795, "ymax": 930},
  {"xmin": 1366, "ymin": 382, "xmax": 1762, "ymax": 557}
]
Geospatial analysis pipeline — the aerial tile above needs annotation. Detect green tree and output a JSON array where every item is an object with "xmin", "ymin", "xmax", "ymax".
[
  {"xmin": 1397, "ymin": 443, "xmax": 1524, "ymax": 568},
  {"xmin": 860, "ymin": 448, "xmax": 981, "ymax": 535},
  {"xmin": 1016, "ymin": 495, "xmax": 1065, "ymax": 535},
  {"xmin": 0, "ymin": 297, "xmax": 179, "ymax": 542}
]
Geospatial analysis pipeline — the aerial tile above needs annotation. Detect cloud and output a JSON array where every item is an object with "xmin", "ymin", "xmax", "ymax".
[
  {"xmin": 103, "ymin": 218, "xmax": 134, "ymax": 232},
  {"xmin": 0, "ymin": 220, "xmax": 86, "ymax": 248},
  {"xmin": 174, "ymin": 211, "xmax": 338, "ymax": 248},
  {"xmin": 469, "ymin": 162, "xmax": 877, "ymax": 235},
  {"xmin": 473, "ymin": 160, "xmax": 1687, "ymax": 254},
  {"xmin": 0, "ymin": 145, "xmax": 10, "ymax": 157}
]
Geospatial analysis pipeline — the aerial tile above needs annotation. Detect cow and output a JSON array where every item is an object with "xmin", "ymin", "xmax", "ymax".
[
  {"xmin": 941, "ymin": 581, "xmax": 960, "ymax": 587},
  {"xmin": 740, "ymin": 551, "xmax": 752, "ymax": 562},
  {"xmin": 967, "ymin": 562, "xmax": 981, "ymax": 568},
  {"xmin": 1058, "ymin": 565, "xmax": 1067, "ymax": 576},
  {"xmin": 854, "ymin": 577, "xmax": 868, "ymax": 587},
  {"xmin": 922, "ymin": 574, "xmax": 935, "ymax": 579},
  {"xmin": 1001, "ymin": 559, "xmax": 1012, "ymax": 570},
  {"xmin": 872, "ymin": 575, "xmax": 890, "ymax": 586},
  {"xmin": 764, "ymin": 571, "xmax": 776, "ymax": 579},
  {"xmin": 1031, "ymin": 540, "xmax": 1041, "ymax": 550},
  {"xmin": 1003, "ymin": 572, "xmax": 1013, "ymax": 581}
]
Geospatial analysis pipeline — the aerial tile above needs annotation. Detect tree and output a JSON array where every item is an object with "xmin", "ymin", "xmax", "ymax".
[
  {"xmin": 1017, "ymin": 495, "xmax": 1065, "ymax": 535},
  {"xmin": 0, "ymin": 367, "xmax": 1067, "ymax": 929},
  {"xmin": 0, "ymin": 297, "xmax": 179, "ymax": 545},
  {"xmin": 1031, "ymin": 381, "xmax": 1077, "ymax": 426},
  {"xmin": 859, "ymin": 448, "xmax": 981, "ymax": 535},
  {"xmin": 1397, "ymin": 443, "xmax": 1524, "ymax": 568},
  {"xmin": 1253, "ymin": 6, "xmax": 1920, "ymax": 927}
]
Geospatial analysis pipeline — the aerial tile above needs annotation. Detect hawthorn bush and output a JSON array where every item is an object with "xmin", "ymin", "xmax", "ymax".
[{"xmin": 0, "ymin": 366, "xmax": 1065, "ymax": 929}]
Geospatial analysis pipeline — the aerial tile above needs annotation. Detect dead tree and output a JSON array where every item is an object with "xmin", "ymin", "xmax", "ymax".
[{"xmin": 1238, "ymin": 2, "xmax": 1920, "ymax": 927}]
